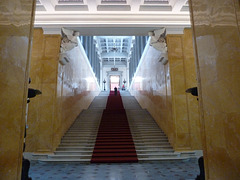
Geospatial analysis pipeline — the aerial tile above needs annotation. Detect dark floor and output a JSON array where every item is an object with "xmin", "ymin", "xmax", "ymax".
[{"xmin": 29, "ymin": 159, "xmax": 199, "ymax": 180}]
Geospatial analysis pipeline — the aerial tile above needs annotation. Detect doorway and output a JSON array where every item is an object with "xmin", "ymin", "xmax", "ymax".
[{"xmin": 110, "ymin": 75, "xmax": 120, "ymax": 91}]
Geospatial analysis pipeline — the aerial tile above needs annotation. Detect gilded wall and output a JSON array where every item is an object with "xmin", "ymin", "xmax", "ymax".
[
  {"xmin": 130, "ymin": 29, "xmax": 201, "ymax": 151},
  {"xmin": 0, "ymin": 1, "xmax": 35, "ymax": 179},
  {"xmin": 26, "ymin": 29, "xmax": 100, "ymax": 153},
  {"xmin": 189, "ymin": 0, "xmax": 240, "ymax": 179}
]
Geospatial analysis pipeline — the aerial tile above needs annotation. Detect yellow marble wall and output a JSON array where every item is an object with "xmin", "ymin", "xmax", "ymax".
[
  {"xmin": 167, "ymin": 32, "xmax": 201, "ymax": 150},
  {"xmin": 189, "ymin": 0, "xmax": 240, "ymax": 179},
  {"xmin": 26, "ymin": 29, "xmax": 100, "ymax": 153},
  {"xmin": 26, "ymin": 29, "xmax": 61, "ymax": 152},
  {"xmin": 130, "ymin": 29, "xmax": 202, "ymax": 151},
  {"xmin": 0, "ymin": 0, "xmax": 35, "ymax": 179},
  {"xmin": 183, "ymin": 29, "xmax": 202, "ymax": 150}
]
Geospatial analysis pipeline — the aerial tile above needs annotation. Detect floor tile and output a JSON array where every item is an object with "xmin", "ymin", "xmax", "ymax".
[{"xmin": 29, "ymin": 159, "xmax": 199, "ymax": 180}]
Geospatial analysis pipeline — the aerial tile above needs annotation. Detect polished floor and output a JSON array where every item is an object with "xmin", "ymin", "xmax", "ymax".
[{"xmin": 29, "ymin": 159, "xmax": 199, "ymax": 180}]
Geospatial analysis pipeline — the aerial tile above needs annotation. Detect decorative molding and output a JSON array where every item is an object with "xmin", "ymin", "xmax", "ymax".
[{"xmin": 42, "ymin": 27, "xmax": 62, "ymax": 34}]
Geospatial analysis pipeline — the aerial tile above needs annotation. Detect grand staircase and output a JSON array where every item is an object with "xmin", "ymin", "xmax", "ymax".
[{"xmin": 35, "ymin": 91, "xmax": 196, "ymax": 162}]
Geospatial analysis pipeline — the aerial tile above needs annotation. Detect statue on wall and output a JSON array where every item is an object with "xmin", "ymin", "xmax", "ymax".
[
  {"xmin": 59, "ymin": 28, "xmax": 80, "ymax": 65},
  {"xmin": 148, "ymin": 28, "xmax": 168, "ymax": 65},
  {"xmin": 148, "ymin": 28, "xmax": 167, "ymax": 53},
  {"xmin": 60, "ymin": 28, "xmax": 80, "ymax": 53}
]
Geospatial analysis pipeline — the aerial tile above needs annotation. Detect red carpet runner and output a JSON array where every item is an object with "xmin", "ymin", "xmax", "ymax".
[{"xmin": 91, "ymin": 91, "xmax": 138, "ymax": 163}]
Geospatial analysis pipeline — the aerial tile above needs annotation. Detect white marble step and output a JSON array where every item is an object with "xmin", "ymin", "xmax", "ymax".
[
  {"xmin": 59, "ymin": 142, "xmax": 170, "ymax": 146},
  {"xmin": 48, "ymin": 154, "xmax": 91, "ymax": 159},
  {"xmin": 137, "ymin": 149, "xmax": 174, "ymax": 153},
  {"xmin": 137, "ymin": 153, "xmax": 180, "ymax": 158},
  {"xmin": 59, "ymin": 144, "xmax": 94, "ymax": 147},
  {"xmin": 62, "ymin": 136, "xmax": 97, "ymax": 139},
  {"xmin": 138, "ymin": 157, "xmax": 189, "ymax": 161},
  {"xmin": 39, "ymin": 159, "xmax": 90, "ymax": 162},
  {"xmin": 54, "ymin": 151, "xmax": 93, "ymax": 155},
  {"xmin": 60, "ymin": 138, "xmax": 168, "ymax": 143},
  {"xmin": 135, "ymin": 145, "xmax": 173, "ymax": 150},
  {"xmin": 61, "ymin": 139, "xmax": 96, "ymax": 143},
  {"xmin": 56, "ymin": 147, "xmax": 94, "ymax": 151},
  {"xmin": 133, "ymin": 139, "xmax": 169, "ymax": 142}
]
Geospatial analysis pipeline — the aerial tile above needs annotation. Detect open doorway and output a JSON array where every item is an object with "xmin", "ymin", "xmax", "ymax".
[{"xmin": 110, "ymin": 75, "xmax": 120, "ymax": 91}]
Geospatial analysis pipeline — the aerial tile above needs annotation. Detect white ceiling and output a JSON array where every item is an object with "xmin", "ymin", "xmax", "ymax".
[
  {"xmin": 95, "ymin": 36, "xmax": 133, "ymax": 66},
  {"xmin": 35, "ymin": 0, "xmax": 190, "ymax": 35},
  {"xmin": 35, "ymin": 0, "xmax": 191, "ymax": 68}
]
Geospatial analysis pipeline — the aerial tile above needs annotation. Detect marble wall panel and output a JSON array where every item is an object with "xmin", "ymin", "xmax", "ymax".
[
  {"xmin": 57, "ymin": 40, "xmax": 100, "ymax": 140},
  {"xmin": 130, "ymin": 30, "xmax": 201, "ymax": 151},
  {"xmin": 0, "ymin": 0, "xmax": 35, "ymax": 179},
  {"xmin": 167, "ymin": 35, "xmax": 191, "ymax": 150},
  {"xmin": 189, "ymin": 0, "xmax": 240, "ymax": 179},
  {"xmin": 183, "ymin": 28, "xmax": 202, "ymax": 149},
  {"xmin": 26, "ymin": 29, "xmax": 100, "ymax": 153},
  {"xmin": 130, "ymin": 44, "xmax": 175, "ymax": 146},
  {"xmin": 27, "ymin": 30, "xmax": 61, "ymax": 153}
]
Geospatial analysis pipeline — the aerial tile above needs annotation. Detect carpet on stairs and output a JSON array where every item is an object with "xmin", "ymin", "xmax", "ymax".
[{"xmin": 91, "ymin": 91, "xmax": 138, "ymax": 163}]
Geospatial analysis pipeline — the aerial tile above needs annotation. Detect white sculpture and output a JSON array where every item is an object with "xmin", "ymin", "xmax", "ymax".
[
  {"xmin": 159, "ymin": 52, "xmax": 168, "ymax": 65},
  {"xmin": 60, "ymin": 28, "xmax": 80, "ymax": 53},
  {"xmin": 59, "ymin": 28, "xmax": 80, "ymax": 65},
  {"xmin": 59, "ymin": 53, "xmax": 70, "ymax": 65},
  {"xmin": 148, "ymin": 28, "xmax": 167, "ymax": 53},
  {"xmin": 148, "ymin": 28, "xmax": 168, "ymax": 65}
]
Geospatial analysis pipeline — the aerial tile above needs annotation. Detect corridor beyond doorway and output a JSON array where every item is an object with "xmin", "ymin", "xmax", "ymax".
[{"xmin": 110, "ymin": 75, "xmax": 120, "ymax": 90}]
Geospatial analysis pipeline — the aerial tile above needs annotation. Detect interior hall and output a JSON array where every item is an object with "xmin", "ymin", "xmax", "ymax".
[{"xmin": 0, "ymin": 0, "xmax": 240, "ymax": 180}]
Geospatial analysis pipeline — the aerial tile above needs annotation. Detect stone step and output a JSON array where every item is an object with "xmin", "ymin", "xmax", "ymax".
[
  {"xmin": 59, "ymin": 142, "xmax": 170, "ymax": 146},
  {"xmin": 137, "ymin": 153, "xmax": 180, "ymax": 158},
  {"xmin": 56, "ymin": 147, "xmax": 94, "ymax": 151},
  {"xmin": 62, "ymin": 136, "xmax": 97, "ymax": 139},
  {"xmin": 66, "ymin": 131, "xmax": 98, "ymax": 134},
  {"xmin": 61, "ymin": 139, "xmax": 96, "ymax": 143},
  {"xmin": 135, "ymin": 146, "xmax": 173, "ymax": 150},
  {"xmin": 60, "ymin": 138, "xmax": 168, "ymax": 143},
  {"xmin": 54, "ymin": 151, "xmax": 93, "ymax": 155},
  {"xmin": 39, "ymin": 159, "xmax": 90, "ymax": 162},
  {"xmin": 59, "ymin": 144, "xmax": 94, "ymax": 147},
  {"xmin": 136, "ymin": 149, "xmax": 174, "ymax": 153},
  {"xmin": 48, "ymin": 154, "xmax": 91, "ymax": 159},
  {"xmin": 132, "ymin": 136, "xmax": 169, "ymax": 140},
  {"xmin": 138, "ymin": 157, "xmax": 189, "ymax": 161},
  {"xmin": 66, "ymin": 130, "xmax": 98, "ymax": 133}
]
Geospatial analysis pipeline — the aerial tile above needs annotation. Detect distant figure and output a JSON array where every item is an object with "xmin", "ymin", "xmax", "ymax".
[
  {"xmin": 122, "ymin": 84, "xmax": 125, "ymax": 91},
  {"xmin": 114, "ymin": 87, "xmax": 117, "ymax": 96}
]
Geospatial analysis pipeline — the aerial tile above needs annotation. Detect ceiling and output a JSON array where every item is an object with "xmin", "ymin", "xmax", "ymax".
[
  {"xmin": 35, "ymin": 0, "xmax": 191, "ymax": 67},
  {"xmin": 35, "ymin": 0, "xmax": 190, "ymax": 35},
  {"xmin": 95, "ymin": 36, "xmax": 133, "ymax": 66}
]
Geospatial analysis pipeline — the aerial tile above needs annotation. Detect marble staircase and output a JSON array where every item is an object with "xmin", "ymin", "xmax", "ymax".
[
  {"xmin": 121, "ymin": 91, "xmax": 196, "ymax": 161},
  {"xmin": 34, "ymin": 91, "xmax": 196, "ymax": 162}
]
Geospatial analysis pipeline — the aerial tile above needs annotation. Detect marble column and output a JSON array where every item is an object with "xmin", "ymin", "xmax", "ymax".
[
  {"xmin": 189, "ymin": 0, "xmax": 240, "ymax": 179},
  {"xmin": 0, "ymin": 0, "xmax": 36, "ymax": 179}
]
